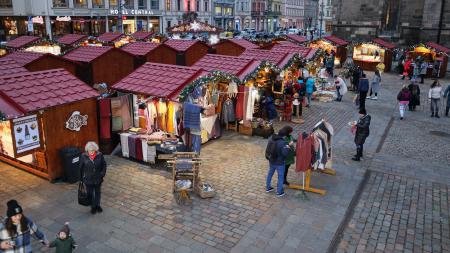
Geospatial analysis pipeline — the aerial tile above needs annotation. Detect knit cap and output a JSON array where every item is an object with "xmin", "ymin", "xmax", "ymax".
[{"xmin": 6, "ymin": 199, "xmax": 22, "ymax": 218}]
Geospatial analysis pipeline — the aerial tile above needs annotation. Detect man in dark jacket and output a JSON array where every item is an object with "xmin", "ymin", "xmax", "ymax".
[
  {"xmin": 358, "ymin": 74, "xmax": 370, "ymax": 111},
  {"xmin": 352, "ymin": 109, "xmax": 371, "ymax": 161},
  {"xmin": 266, "ymin": 129, "xmax": 292, "ymax": 197}
]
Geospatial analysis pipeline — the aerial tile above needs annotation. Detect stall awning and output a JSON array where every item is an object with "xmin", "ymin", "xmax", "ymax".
[
  {"xmin": 323, "ymin": 35, "xmax": 349, "ymax": 46},
  {"xmin": 1, "ymin": 51, "xmax": 43, "ymax": 66},
  {"xmin": 240, "ymin": 49, "xmax": 291, "ymax": 68},
  {"xmin": 425, "ymin": 42, "xmax": 450, "ymax": 54},
  {"xmin": 0, "ymin": 69, "xmax": 98, "ymax": 118},
  {"xmin": 112, "ymin": 62, "xmax": 205, "ymax": 99},
  {"xmin": 63, "ymin": 46, "xmax": 113, "ymax": 63},
  {"xmin": 164, "ymin": 39, "xmax": 208, "ymax": 52},
  {"xmin": 221, "ymin": 39, "xmax": 260, "ymax": 50},
  {"xmin": 286, "ymin": 34, "xmax": 308, "ymax": 44},
  {"xmin": 192, "ymin": 54, "xmax": 258, "ymax": 78},
  {"xmin": 121, "ymin": 42, "xmax": 161, "ymax": 56},
  {"xmin": 57, "ymin": 34, "xmax": 88, "ymax": 46},
  {"xmin": 0, "ymin": 59, "xmax": 30, "ymax": 76},
  {"xmin": 5, "ymin": 36, "xmax": 40, "ymax": 49},
  {"xmin": 97, "ymin": 32, "xmax": 124, "ymax": 43},
  {"xmin": 131, "ymin": 31, "xmax": 154, "ymax": 40},
  {"xmin": 372, "ymin": 38, "xmax": 396, "ymax": 49}
]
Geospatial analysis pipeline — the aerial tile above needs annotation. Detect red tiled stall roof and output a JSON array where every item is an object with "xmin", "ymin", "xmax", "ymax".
[
  {"xmin": 132, "ymin": 31, "xmax": 154, "ymax": 40},
  {"xmin": 112, "ymin": 63, "xmax": 204, "ymax": 99},
  {"xmin": 271, "ymin": 45, "xmax": 317, "ymax": 60},
  {"xmin": 121, "ymin": 42, "xmax": 160, "ymax": 56},
  {"xmin": 323, "ymin": 35, "xmax": 349, "ymax": 46},
  {"xmin": 0, "ymin": 69, "xmax": 98, "ymax": 118},
  {"xmin": 57, "ymin": 34, "xmax": 88, "ymax": 45},
  {"xmin": 226, "ymin": 39, "xmax": 260, "ymax": 50},
  {"xmin": 240, "ymin": 49, "xmax": 291, "ymax": 67},
  {"xmin": 1, "ymin": 51, "xmax": 44, "ymax": 66},
  {"xmin": 425, "ymin": 42, "xmax": 450, "ymax": 54},
  {"xmin": 164, "ymin": 40, "xmax": 205, "ymax": 52},
  {"xmin": 192, "ymin": 54, "xmax": 256, "ymax": 76},
  {"xmin": 286, "ymin": 34, "xmax": 308, "ymax": 44},
  {"xmin": 5, "ymin": 36, "xmax": 40, "ymax": 49},
  {"xmin": 97, "ymin": 32, "xmax": 124, "ymax": 43},
  {"xmin": 0, "ymin": 59, "xmax": 29, "ymax": 76},
  {"xmin": 372, "ymin": 38, "xmax": 396, "ymax": 50},
  {"xmin": 63, "ymin": 46, "xmax": 113, "ymax": 63}
]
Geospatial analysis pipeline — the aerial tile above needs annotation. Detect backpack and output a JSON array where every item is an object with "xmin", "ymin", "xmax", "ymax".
[{"xmin": 265, "ymin": 137, "xmax": 279, "ymax": 162}]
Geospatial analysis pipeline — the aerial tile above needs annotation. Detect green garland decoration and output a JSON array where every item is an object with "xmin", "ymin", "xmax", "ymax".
[{"xmin": 242, "ymin": 60, "xmax": 280, "ymax": 84}]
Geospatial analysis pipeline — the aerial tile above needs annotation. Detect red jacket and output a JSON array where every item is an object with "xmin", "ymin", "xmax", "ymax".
[{"xmin": 295, "ymin": 134, "xmax": 314, "ymax": 172}]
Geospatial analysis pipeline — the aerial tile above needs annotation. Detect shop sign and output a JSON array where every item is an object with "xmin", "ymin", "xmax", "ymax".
[
  {"xmin": 56, "ymin": 16, "xmax": 71, "ymax": 22},
  {"xmin": 65, "ymin": 111, "xmax": 88, "ymax": 131},
  {"xmin": 12, "ymin": 115, "xmax": 41, "ymax": 154},
  {"xmin": 32, "ymin": 16, "xmax": 44, "ymax": 25},
  {"xmin": 109, "ymin": 9, "xmax": 156, "ymax": 16}
]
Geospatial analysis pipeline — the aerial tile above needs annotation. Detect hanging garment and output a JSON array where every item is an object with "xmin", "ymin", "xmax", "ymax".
[
  {"xmin": 243, "ymin": 87, "xmax": 249, "ymax": 123},
  {"xmin": 141, "ymin": 139, "xmax": 148, "ymax": 162},
  {"xmin": 147, "ymin": 145, "xmax": 156, "ymax": 164},
  {"xmin": 111, "ymin": 97, "xmax": 123, "ymax": 131},
  {"xmin": 128, "ymin": 135, "xmax": 138, "ymax": 159},
  {"xmin": 201, "ymin": 114, "xmax": 218, "ymax": 134},
  {"xmin": 245, "ymin": 87, "xmax": 257, "ymax": 121},
  {"xmin": 211, "ymin": 89, "xmax": 219, "ymax": 105},
  {"xmin": 136, "ymin": 137, "xmax": 143, "ymax": 161},
  {"xmin": 120, "ymin": 133, "xmax": 132, "ymax": 158},
  {"xmin": 228, "ymin": 81, "xmax": 238, "ymax": 98},
  {"xmin": 172, "ymin": 103, "xmax": 180, "ymax": 136},
  {"xmin": 295, "ymin": 133, "xmax": 313, "ymax": 172},
  {"xmin": 314, "ymin": 129, "xmax": 329, "ymax": 159},
  {"xmin": 221, "ymin": 99, "xmax": 235, "ymax": 123},
  {"xmin": 138, "ymin": 108, "xmax": 146, "ymax": 129},
  {"xmin": 183, "ymin": 103, "xmax": 202, "ymax": 130},
  {"xmin": 99, "ymin": 99, "xmax": 111, "ymax": 139},
  {"xmin": 132, "ymin": 95, "xmax": 139, "ymax": 127},
  {"xmin": 156, "ymin": 100, "xmax": 167, "ymax": 131},
  {"xmin": 166, "ymin": 101, "xmax": 175, "ymax": 134},
  {"xmin": 236, "ymin": 85, "xmax": 245, "ymax": 120},
  {"xmin": 120, "ymin": 95, "xmax": 132, "ymax": 130}
]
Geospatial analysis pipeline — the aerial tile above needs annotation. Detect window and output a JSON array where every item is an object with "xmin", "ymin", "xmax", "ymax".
[
  {"xmin": 151, "ymin": 0, "xmax": 159, "ymax": 9},
  {"xmin": 215, "ymin": 6, "xmax": 222, "ymax": 15},
  {"xmin": 225, "ymin": 7, "xmax": 232, "ymax": 15},
  {"xmin": 123, "ymin": 0, "xmax": 133, "ymax": 8},
  {"xmin": 187, "ymin": 0, "xmax": 191, "ymax": 11},
  {"xmin": 74, "ymin": 0, "xmax": 87, "ymax": 8},
  {"xmin": 166, "ymin": 0, "xmax": 171, "ymax": 10},
  {"xmin": 177, "ymin": 0, "xmax": 180, "ymax": 11},
  {"xmin": 52, "ymin": 0, "xmax": 68, "ymax": 7},
  {"xmin": 167, "ymin": 20, "xmax": 171, "ymax": 28},
  {"xmin": 110, "ymin": 0, "xmax": 117, "ymax": 7},
  {"xmin": 204, "ymin": 1, "xmax": 208, "ymax": 11},
  {"xmin": 241, "ymin": 2, "xmax": 243, "ymax": 11},
  {"xmin": 92, "ymin": 0, "xmax": 104, "ymax": 8},
  {"xmin": 196, "ymin": 0, "xmax": 200, "ymax": 11},
  {"xmin": 0, "ymin": 0, "xmax": 12, "ymax": 7},
  {"xmin": 138, "ymin": 0, "xmax": 147, "ymax": 9}
]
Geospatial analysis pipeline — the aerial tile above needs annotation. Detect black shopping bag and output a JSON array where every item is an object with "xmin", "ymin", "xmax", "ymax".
[{"xmin": 78, "ymin": 182, "xmax": 90, "ymax": 206}]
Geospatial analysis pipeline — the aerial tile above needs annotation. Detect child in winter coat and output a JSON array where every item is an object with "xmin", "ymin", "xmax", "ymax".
[
  {"xmin": 49, "ymin": 222, "xmax": 76, "ymax": 253},
  {"xmin": 397, "ymin": 85, "xmax": 411, "ymax": 120}
]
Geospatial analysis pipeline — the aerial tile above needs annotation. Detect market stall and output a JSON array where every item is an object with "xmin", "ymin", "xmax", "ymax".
[
  {"xmin": 96, "ymin": 32, "xmax": 135, "ymax": 47},
  {"xmin": 0, "ymin": 59, "xmax": 29, "ymax": 76},
  {"xmin": 309, "ymin": 35, "xmax": 348, "ymax": 65},
  {"xmin": 408, "ymin": 42, "xmax": 449, "ymax": 78},
  {"xmin": 214, "ymin": 39, "xmax": 260, "ymax": 56},
  {"xmin": 5, "ymin": 35, "xmax": 62, "ymax": 55},
  {"xmin": 57, "ymin": 34, "xmax": 88, "ymax": 52},
  {"xmin": 63, "ymin": 46, "xmax": 135, "ymax": 86},
  {"xmin": 0, "ymin": 69, "xmax": 99, "ymax": 181},
  {"xmin": 111, "ymin": 62, "xmax": 208, "ymax": 162},
  {"xmin": 5, "ymin": 36, "xmax": 40, "ymax": 51},
  {"xmin": 168, "ymin": 20, "xmax": 222, "ymax": 45},
  {"xmin": 131, "ymin": 31, "xmax": 155, "ymax": 41},
  {"xmin": 285, "ymin": 34, "xmax": 308, "ymax": 45},
  {"xmin": 0, "ymin": 51, "xmax": 78, "ymax": 76},
  {"xmin": 164, "ymin": 39, "xmax": 211, "ymax": 66},
  {"xmin": 352, "ymin": 38, "xmax": 395, "ymax": 72},
  {"xmin": 121, "ymin": 42, "xmax": 178, "ymax": 68}
]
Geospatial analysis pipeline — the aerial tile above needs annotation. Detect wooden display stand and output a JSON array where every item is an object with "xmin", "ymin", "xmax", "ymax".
[
  {"xmin": 288, "ymin": 167, "xmax": 336, "ymax": 195},
  {"xmin": 167, "ymin": 152, "xmax": 201, "ymax": 204}
]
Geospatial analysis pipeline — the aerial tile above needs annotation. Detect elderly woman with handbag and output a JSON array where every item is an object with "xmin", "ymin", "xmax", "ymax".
[{"xmin": 79, "ymin": 142, "xmax": 107, "ymax": 214}]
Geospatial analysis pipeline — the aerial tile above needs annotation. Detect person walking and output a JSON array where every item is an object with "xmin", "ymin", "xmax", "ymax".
[
  {"xmin": 408, "ymin": 81, "xmax": 421, "ymax": 111},
  {"xmin": 80, "ymin": 141, "xmax": 107, "ymax": 214},
  {"xmin": 0, "ymin": 200, "xmax": 49, "ymax": 252},
  {"xmin": 429, "ymin": 80, "xmax": 443, "ymax": 118},
  {"xmin": 265, "ymin": 129, "xmax": 292, "ymax": 197},
  {"xmin": 397, "ymin": 85, "xmax": 411, "ymax": 120},
  {"xmin": 351, "ymin": 109, "xmax": 371, "ymax": 161},
  {"xmin": 352, "ymin": 66, "xmax": 362, "ymax": 91},
  {"xmin": 444, "ymin": 83, "xmax": 450, "ymax": 117},
  {"xmin": 280, "ymin": 126, "xmax": 295, "ymax": 186},
  {"xmin": 49, "ymin": 222, "xmax": 77, "ymax": 253},
  {"xmin": 358, "ymin": 74, "xmax": 369, "ymax": 110},
  {"xmin": 412, "ymin": 60, "xmax": 420, "ymax": 81},
  {"xmin": 334, "ymin": 75, "xmax": 347, "ymax": 101},
  {"xmin": 305, "ymin": 76, "xmax": 315, "ymax": 107},
  {"xmin": 326, "ymin": 56, "xmax": 334, "ymax": 77},
  {"xmin": 401, "ymin": 58, "xmax": 412, "ymax": 80},
  {"xmin": 419, "ymin": 60, "xmax": 428, "ymax": 84},
  {"xmin": 369, "ymin": 70, "xmax": 381, "ymax": 100}
]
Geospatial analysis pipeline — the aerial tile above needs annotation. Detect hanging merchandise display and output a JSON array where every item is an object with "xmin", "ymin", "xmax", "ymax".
[{"xmin": 408, "ymin": 42, "xmax": 449, "ymax": 78}]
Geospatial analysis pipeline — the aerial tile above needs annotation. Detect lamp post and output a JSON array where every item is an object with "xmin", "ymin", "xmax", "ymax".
[
  {"xmin": 319, "ymin": 1, "xmax": 324, "ymax": 38},
  {"xmin": 118, "ymin": 0, "xmax": 124, "ymax": 33}
]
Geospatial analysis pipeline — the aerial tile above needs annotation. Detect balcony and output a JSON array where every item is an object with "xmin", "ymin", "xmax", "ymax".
[
  {"xmin": 266, "ymin": 10, "xmax": 281, "ymax": 17},
  {"xmin": 251, "ymin": 11, "xmax": 265, "ymax": 16}
]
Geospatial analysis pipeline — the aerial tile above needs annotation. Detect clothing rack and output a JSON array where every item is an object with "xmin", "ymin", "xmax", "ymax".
[{"xmin": 288, "ymin": 120, "xmax": 336, "ymax": 196}]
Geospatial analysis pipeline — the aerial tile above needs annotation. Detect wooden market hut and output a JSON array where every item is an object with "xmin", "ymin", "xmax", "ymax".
[
  {"xmin": 63, "ymin": 46, "xmax": 135, "ymax": 86},
  {"xmin": 121, "ymin": 42, "xmax": 178, "ymax": 68},
  {"xmin": 270, "ymin": 46, "xmax": 319, "ymax": 62},
  {"xmin": 164, "ymin": 39, "xmax": 210, "ymax": 66},
  {"xmin": 352, "ymin": 38, "xmax": 395, "ymax": 72},
  {"xmin": 409, "ymin": 42, "xmax": 449, "ymax": 78},
  {"xmin": 0, "ymin": 59, "xmax": 29, "ymax": 76},
  {"xmin": 0, "ymin": 69, "xmax": 99, "ymax": 181},
  {"xmin": 240, "ymin": 49, "xmax": 294, "ymax": 69},
  {"xmin": 5, "ymin": 36, "xmax": 40, "ymax": 51},
  {"xmin": 5, "ymin": 35, "xmax": 62, "ymax": 55},
  {"xmin": 214, "ymin": 39, "xmax": 260, "ymax": 56},
  {"xmin": 97, "ymin": 32, "xmax": 125, "ymax": 46},
  {"xmin": 1, "ymin": 51, "xmax": 78, "ymax": 75},
  {"xmin": 309, "ymin": 35, "xmax": 349, "ymax": 65},
  {"xmin": 57, "ymin": 34, "xmax": 88, "ymax": 51},
  {"xmin": 285, "ymin": 34, "xmax": 308, "ymax": 45},
  {"xmin": 131, "ymin": 31, "xmax": 154, "ymax": 41},
  {"xmin": 192, "ymin": 54, "xmax": 261, "ymax": 81}
]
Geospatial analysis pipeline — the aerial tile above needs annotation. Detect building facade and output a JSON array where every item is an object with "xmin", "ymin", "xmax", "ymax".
[
  {"xmin": 249, "ymin": 0, "xmax": 280, "ymax": 32},
  {"xmin": 281, "ymin": 0, "xmax": 305, "ymax": 29},
  {"xmin": 332, "ymin": 0, "xmax": 450, "ymax": 47},
  {"xmin": 234, "ymin": 0, "xmax": 250, "ymax": 30},
  {"xmin": 316, "ymin": 0, "xmax": 331, "ymax": 34},
  {"xmin": 303, "ymin": 0, "xmax": 317, "ymax": 30},
  {"xmin": 213, "ymin": 0, "xmax": 234, "ymax": 30},
  {"xmin": 0, "ymin": 0, "xmax": 213, "ymax": 40}
]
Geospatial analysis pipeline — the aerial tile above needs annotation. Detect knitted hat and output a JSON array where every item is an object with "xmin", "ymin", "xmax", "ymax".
[
  {"xmin": 6, "ymin": 199, "xmax": 23, "ymax": 218},
  {"xmin": 60, "ymin": 222, "xmax": 70, "ymax": 235}
]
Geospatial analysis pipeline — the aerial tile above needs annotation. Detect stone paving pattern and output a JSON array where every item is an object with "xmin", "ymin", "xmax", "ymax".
[{"xmin": 0, "ymin": 71, "xmax": 449, "ymax": 253}]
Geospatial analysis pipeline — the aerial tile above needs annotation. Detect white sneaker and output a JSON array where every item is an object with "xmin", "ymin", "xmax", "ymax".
[{"xmin": 372, "ymin": 96, "xmax": 378, "ymax": 100}]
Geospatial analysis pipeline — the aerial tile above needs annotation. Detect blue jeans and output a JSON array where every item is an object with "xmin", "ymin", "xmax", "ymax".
[
  {"xmin": 266, "ymin": 163, "xmax": 285, "ymax": 194},
  {"xmin": 191, "ymin": 134, "xmax": 202, "ymax": 154},
  {"xmin": 306, "ymin": 93, "xmax": 312, "ymax": 105}
]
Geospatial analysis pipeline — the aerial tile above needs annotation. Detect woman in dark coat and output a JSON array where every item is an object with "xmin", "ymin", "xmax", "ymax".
[
  {"xmin": 80, "ymin": 141, "xmax": 107, "ymax": 214},
  {"xmin": 408, "ymin": 81, "xmax": 421, "ymax": 111},
  {"xmin": 352, "ymin": 108, "xmax": 371, "ymax": 161}
]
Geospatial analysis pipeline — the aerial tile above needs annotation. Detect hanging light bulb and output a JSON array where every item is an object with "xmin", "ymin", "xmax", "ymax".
[{"xmin": 209, "ymin": 34, "xmax": 219, "ymax": 45}]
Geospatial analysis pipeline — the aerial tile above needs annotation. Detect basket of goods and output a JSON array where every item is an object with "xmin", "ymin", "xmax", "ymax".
[
  {"xmin": 195, "ymin": 180, "xmax": 216, "ymax": 198},
  {"xmin": 251, "ymin": 119, "xmax": 259, "ymax": 129}
]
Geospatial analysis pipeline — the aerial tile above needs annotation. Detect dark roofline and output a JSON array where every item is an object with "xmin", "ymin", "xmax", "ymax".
[
  {"xmin": 165, "ymin": 40, "xmax": 211, "ymax": 52},
  {"xmin": 23, "ymin": 53, "xmax": 82, "ymax": 68}
]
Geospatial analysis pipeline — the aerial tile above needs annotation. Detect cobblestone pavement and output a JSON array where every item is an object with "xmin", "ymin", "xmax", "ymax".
[{"xmin": 1, "ymin": 71, "xmax": 449, "ymax": 253}]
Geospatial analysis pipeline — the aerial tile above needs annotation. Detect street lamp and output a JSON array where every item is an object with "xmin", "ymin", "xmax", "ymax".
[{"xmin": 319, "ymin": 1, "xmax": 324, "ymax": 39}]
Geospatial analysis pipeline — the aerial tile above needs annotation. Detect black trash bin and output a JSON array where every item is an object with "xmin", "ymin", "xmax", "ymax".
[{"xmin": 60, "ymin": 147, "xmax": 82, "ymax": 183}]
